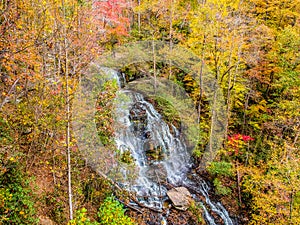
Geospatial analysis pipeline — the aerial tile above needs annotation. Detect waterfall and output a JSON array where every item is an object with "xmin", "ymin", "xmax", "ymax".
[
  {"xmin": 114, "ymin": 90, "xmax": 192, "ymax": 209},
  {"xmin": 104, "ymin": 68, "xmax": 235, "ymax": 224}
]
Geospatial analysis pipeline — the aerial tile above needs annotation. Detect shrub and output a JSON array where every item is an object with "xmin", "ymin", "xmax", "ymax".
[
  {"xmin": 149, "ymin": 96, "xmax": 181, "ymax": 128},
  {"xmin": 213, "ymin": 178, "xmax": 232, "ymax": 196},
  {"xmin": 0, "ymin": 156, "xmax": 38, "ymax": 224},
  {"xmin": 207, "ymin": 161, "xmax": 234, "ymax": 196},
  {"xmin": 98, "ymin": 196, "xmax": 136, "ymax": 225},
  {"xmin": 207, "ymin": 161, "xmax": 234, "ymax": 177},
  {"xmin": 68, "ymin": 208, "xmax": 98, "ymax": 225}
]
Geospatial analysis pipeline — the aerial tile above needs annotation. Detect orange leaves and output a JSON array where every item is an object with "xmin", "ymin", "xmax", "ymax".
[{"xmin": 0, "ymin": 0, "xmax": 42, "ymax": 84}]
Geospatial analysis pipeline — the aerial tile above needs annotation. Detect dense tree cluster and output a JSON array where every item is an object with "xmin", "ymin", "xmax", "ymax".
[{"xmin": 0, "ymin": 0, "xmax": 299, "ymax": 224}]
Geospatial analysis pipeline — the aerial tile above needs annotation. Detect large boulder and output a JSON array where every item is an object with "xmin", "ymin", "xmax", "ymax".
[{"xmin": 167, "ymin": 187, "xmax": 192, "ymax": 211}]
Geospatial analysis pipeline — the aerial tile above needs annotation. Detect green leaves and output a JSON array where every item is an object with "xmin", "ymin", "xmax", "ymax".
[
  {"xmin": 68, "ymin": 196, "xmax": 136, "ymax": 225},
  {"xmin": 207, "ymin": 161, "xmax": 234, "ymax": 177},
  {"xmin": 0, "ymin": 157, "xmax": 38, "ymax": 224},
  {"xmin": 69, "ymin": 208, "xmax": 98, "ymax": 225},
  {"xmin": 98, "ymin": 196, "xmax": 136, "ymax": 225},
  {"xmin": 207, "ymin": 161, "xmax": 234, "ymax": 196},
  {"xmin": 213, "ymin": 178, "xmax": 232, "ymax": 196}
]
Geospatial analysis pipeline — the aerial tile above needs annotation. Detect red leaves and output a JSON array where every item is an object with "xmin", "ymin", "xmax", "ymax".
[
  {"xmin": 228, "ymin": 133, "xmax": 254, "ymax": 143},
  {"xmin": 241, "ymin": 135, "xmax": 254, "ymax": 142},
  {"xmin": 227, "ymin": 133, "xmax": 254, "ymax": 156},
  {"xmin": 93, "ymin": 0, "xmax": 129, "ymax": 36}
]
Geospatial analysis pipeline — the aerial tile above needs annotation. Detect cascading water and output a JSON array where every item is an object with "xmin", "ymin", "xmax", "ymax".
[
  {"xmin": 114, "ymin": 90, "xmax": 192, "ymax": 209},
  {"xmin": 183, "ymin": 177, "xmax": 234, "ymax": 225},
  {"xmin": 107, "ymin": 68, "xmax": 235, "ymax": 225}
]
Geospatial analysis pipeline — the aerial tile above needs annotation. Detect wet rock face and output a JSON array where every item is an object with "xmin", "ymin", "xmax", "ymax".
[
  {"xmin": 144, "ymin": 140, "xmax": 165, "ymax": 161},
  {"xmin": 129, "ymin": 102, "xmax": 165, "ymax": 162},
  {"xmin": 145, "ymin": 164, "xmax": 168, "ymax": 182},
  {"xmin": 167, "ymin": 187, "xmax": 192, "ymax": 211},
  {"xmin": 129, "ymin": 102, "xmax": 147, "ymax": 135}
]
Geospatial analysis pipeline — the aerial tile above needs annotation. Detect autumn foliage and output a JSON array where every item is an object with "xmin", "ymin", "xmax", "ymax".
[{"xmin": 0, "ymin": 0, "xmax": 300, "ymax": 224}]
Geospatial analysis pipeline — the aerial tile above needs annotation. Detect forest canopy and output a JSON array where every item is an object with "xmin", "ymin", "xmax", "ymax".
[{"xmin": 0, "ymin": 0, "xmax": 299, "ymax": 224}]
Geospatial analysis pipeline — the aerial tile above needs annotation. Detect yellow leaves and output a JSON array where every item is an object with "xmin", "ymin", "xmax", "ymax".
[
  {"xmin": 247, "ymin": 100, "xmax": 267, "ymax": 116},
  {"xmin": 208, "ymin": 0, "xmax": 240, "ymax": 17},
  {"xmin": 242, "ymin": 144, "xmax": 300, "ymax": 224},
  {"xmin": 134, "ymin": 0, "xmax": 160, "ymax": 13},
  {"xmin": 68, "ymin": 220, "xmax": 76, "ymax": 225},
  {"xmin": 9, "ymin": 157, "xmax": 15, "ymax": 162},
  {"xmin": 41, "ymin": 0, "xmax": 48, "ymax": 6},
  {"xmin": 249, "ymin": 0, "xmax": 300, "ymax": 28},
  {"xmin": 16, "ymin": 22, "xmax": 23, "ymax": 30}
]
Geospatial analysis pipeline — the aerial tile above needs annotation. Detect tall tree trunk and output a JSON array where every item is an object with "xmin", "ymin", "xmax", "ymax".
[
  {"xmin": 198, "ymin": 35, "xmax": 206, "ymax": 123},
  {"xmin": 224, "ymin": 38, "xmax": 234, "ymax": 139},
  {"xmin": 242, "ymin": 89, "xmax": 250, "ymax": 133},
  {"xmin": 62, "ymin": 0, "xmax": 73, "ymax": 220},
  {"xmin": 236, "ymin": 162, "xmax": 242, "ymax": 207},
  {"xmin": 138, "ymin": 0, "xmax": 141, "ymax": 35},
  {"xmin": 168, "ymin": 0, "xmax": 174, "ymax": 80},
  {"xmin": 152, "ymin": 37, "xmax": 157, "ymax": 93},
  {"xmin": 208, "ymin": 86, "xmax": 217, "ymax": 165},
  {"xmin": 290, "ymin": 192, "xmax": 293, "ymax": 221}
]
